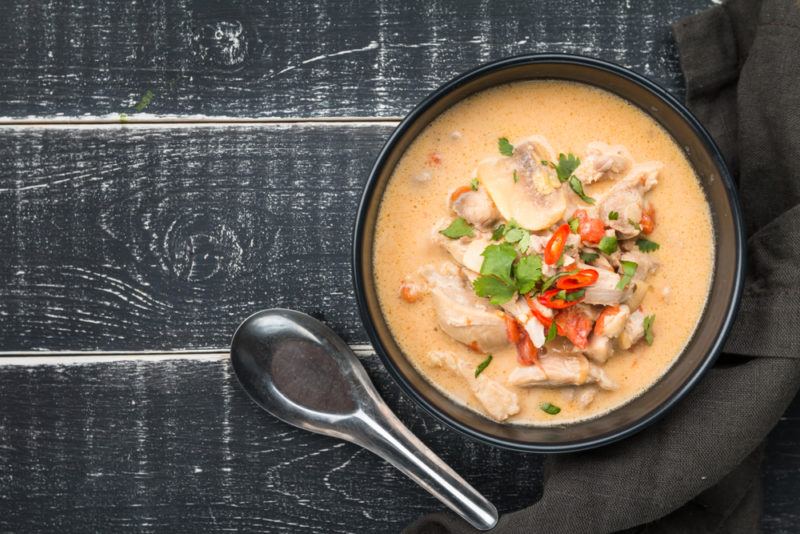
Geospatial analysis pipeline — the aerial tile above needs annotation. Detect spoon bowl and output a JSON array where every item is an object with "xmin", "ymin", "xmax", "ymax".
[{"xmin": 230, "ymin": 309, "xmax": 498, "ymax": 531}]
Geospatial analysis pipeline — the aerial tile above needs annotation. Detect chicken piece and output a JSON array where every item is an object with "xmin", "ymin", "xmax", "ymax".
[
  {"xmin": 422, "ymin": 265, "xmax": 509, "ymax": 351},
  {"xmin": 476, "ymin": 136, "xmax": 567, "ymax": 231},
  {"xmin": 451, "ymin": 187, "xmax": 500, "ymax": 230},
  {"xmin": 581, "ymin": 265, "xmax": 627, "ymax": 306},
  {"xmin": 585, "ymin": 334, "xmax": 612, "ymax": 364},
  {"xmin": 440, "ymin": 233, "xmax": 492, "ymax": 273},
  {"xmin": 508, "ymin": 352, "xmax": 617, "ymax": 390},
  {"xmin": 597, "ymin": 162, "xmax": 661, "ymax": 238},
  {"xmin": 574, "ymin": 142, "xmax": 633, "ymax": 185},
  {"xmin": 618, "ymin": 309, "xmax": 646, "ymax": 350},
  {"xmin": 429, "ymin": 350, "xmax": 520, "ymax": 421},
  {"xmin": 620, "ymin": 250, "xmax": 659, "ymax": 281},
  {"xmin": 594, "ymin": 304, "xmax": 631, "ymax": 338}
]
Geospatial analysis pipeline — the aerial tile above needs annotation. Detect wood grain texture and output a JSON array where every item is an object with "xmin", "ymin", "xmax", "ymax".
[
  {"xmin": 0, "ymin": 124, "xmax": 391, "ymax": 351},
  {"xmin": 0, "ymin": 355, "xmax": 796, "ymax": 533},
  {"xmin": 0, "ymin": 0, "xmax": 713, "ymax": 119}
]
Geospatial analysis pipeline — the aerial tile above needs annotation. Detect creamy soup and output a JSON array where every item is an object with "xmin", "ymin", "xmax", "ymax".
[{"xmin": 373, "ymin": 80, "xmax": 713, "ymax": 425}]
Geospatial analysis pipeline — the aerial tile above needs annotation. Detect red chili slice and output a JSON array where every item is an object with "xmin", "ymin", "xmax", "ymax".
[
  {"xmin": 544, "ymin": 223, "xmax": 570, "ymax": 265},
  {"xmin": 538, "ymin": 288, "xmax": 584, "ymax": 309},
  {"xmin": 555, "ymin": 268, "xmax": 599, "ymax": 290},
  {"xmin": 524, "ymin": 294, "xmax": 565, "ymax": 336}
]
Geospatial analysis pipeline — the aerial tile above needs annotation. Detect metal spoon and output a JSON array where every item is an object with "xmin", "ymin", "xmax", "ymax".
[{"xmin": 229, "ymin": 308, "xmax": 498, "ymax": 531}]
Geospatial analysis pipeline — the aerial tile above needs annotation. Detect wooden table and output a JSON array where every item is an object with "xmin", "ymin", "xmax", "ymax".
[{"xmin": 0, "ymin": 1, "xmax": 797, "ymax": 532}]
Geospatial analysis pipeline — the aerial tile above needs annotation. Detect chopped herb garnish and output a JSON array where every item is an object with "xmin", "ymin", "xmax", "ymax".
[
  {"xmin": 568, "ymin": 217, "xmax": 580, "ymax": 233},
  {"xmin": 643, "ymin": 315, "xmax": 656, "ymax": 346},
  {"xmin": 546, "ymin": 321, "xmax": 558, "ymax": 342},
  {"xmin": 491, "ymin": 224, "xmax": 506, "ymax": 241},
  {"xmin": 134, "ymin": 89, "xmax": 155, "ymax": 112},
  {"xmin": 608, "ymin": 211, "xmax": 619, "ymax": 220},
  {"xmin": 498, "ymin": 137, "xmax": 514, "ymax": 157},
  {"xmin": 568, "ymin": 175, "xmax": 595, "ymax": 204},
  {"xmin": 513, "ymin": 169, "xmax": 519, "ymax": 183},
  {"xmin": 439, "ymin": 217, "xmax": 475, "ymax": 239},
  {"xmin": 555, "ymin": 288, "xmax": 585, "ymax": 302},
  {"xmin": 616, "ymin": 260, "xmax": 638, "ymax": 290},
  {"xmin": 580, "ymin": 251, "xmax": 599, "ymax": 263},
  {"xmin": 629, "ymin": 218, "xmax": 642, "ymax": 231},
  {"xmin": 636, "ymin": 238, "xmax": 660, "ymax": 253},
  {"xmin": 470, "ymin": 178, "xmax": 479, "ymax": 191},
  {"xmin": 479, "ymin": 243, "xmax": 517, "ymax": 283},
  {"xmin": 474, "ymin": 354, "xmax": 493, "ymax": 377},
  {"xmin": 473, "ymin": 276, "xmax": 516, "ymax": 305},
  {"xmin": 554, "ymin": 153, "xmax": 581, "ymax": 183},
  {"xmin": 540, "ymin": 402, "xmax": 561, "ymax": 415},
  {"xmin": 514, "ymin": 255, "xmax": 543, "ymax": 294},
  {"xmin": 516, "ymin": 231, "xmax": 532, "ymax": 254},
  {"xmin": 598, "ymin": 236, "xmax": 618, "ymax": 255},
  {"xmin": 504, "ymin": 227, "xmax": 527, "ymax": 243}
]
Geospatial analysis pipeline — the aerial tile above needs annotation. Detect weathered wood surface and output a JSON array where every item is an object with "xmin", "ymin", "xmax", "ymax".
[
  {"xmin": 0, "ymin": 356, "xmax": 797, "ymax": 533},
  {"xmin": 0, "ymin": 0, "xmax": 713, "ymax": 119},
  {"xmin": 0, "ymin": 124, "xmax": 392, "ymax": 351}
]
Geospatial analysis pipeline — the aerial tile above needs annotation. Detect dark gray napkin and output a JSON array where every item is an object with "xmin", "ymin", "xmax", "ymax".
[{"xmin": 405, "ymin": 0, "xmax": 800, "ymax": 532}]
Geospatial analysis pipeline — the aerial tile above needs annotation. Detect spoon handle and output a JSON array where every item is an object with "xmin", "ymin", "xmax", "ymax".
[{"xmin": 354, "ymin": 409, "xmax": 498, "ymax": 531}]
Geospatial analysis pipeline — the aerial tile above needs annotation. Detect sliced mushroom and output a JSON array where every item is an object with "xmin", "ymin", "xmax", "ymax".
[{"xmin": 476, "ymin": 136, "xmax": 566, "ymax": 230}]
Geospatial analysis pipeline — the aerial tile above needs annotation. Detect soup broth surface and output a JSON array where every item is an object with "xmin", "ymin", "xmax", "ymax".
[{"xmin": 373, "ymin": 80, "xmax": 713, "ymax": 425}]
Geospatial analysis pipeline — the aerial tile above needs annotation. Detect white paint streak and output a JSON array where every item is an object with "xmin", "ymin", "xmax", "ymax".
[{"xmin": 271, "ymin": 41, "xmax": 379, "ymax": 78}]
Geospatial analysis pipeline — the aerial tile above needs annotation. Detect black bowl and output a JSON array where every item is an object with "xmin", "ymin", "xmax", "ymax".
[{"xmin": 353, "ymin": 54, "xmax": 745, "ymax": 453}]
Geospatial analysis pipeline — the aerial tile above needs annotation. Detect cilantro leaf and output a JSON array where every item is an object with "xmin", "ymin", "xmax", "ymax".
[
  {"xmin": 636, "ymin": 238, "xmax": 660, "ymax": 253},
  {"xmin": 439, "ymin": 217, "xmax": 475, "ymax": 239},
  {"xmin": 616, "ymin": 260, "xmax": 638, "ymax": 290},
  {"xmin": 643, "ymin": 315, "xmax": 656, "ymax": 346},
  {"xmin": 554, "ymin": 153, "xmax": 580, "ymax": 183},
  {"xmin": 479, "ymin": 243, "xmax": 517, "ymax": 284},
  {"xmin": 514, "ymin": 255, "xmax": 543, "ymax": 294},
  {"xmin": 629, "ymin": 218, "xmax": 642, "ymax": 231},
  {"xmin": 546, "ymin": 321, "xmax": 558, "ymax": 342},
  {"xmin": 568, "ymin": 175, "xmax": 595, "ymax": 204},
  {"xmin": 580, "ymin": 251, "xmax": 599, "ymax": 263},
  {"xmin": 498, "ymin": 137, "xmax": 514, "ymax": 156},
  {"xmin": 598, "ymin": 236, "xmax": 618, "ymax": 255},
  {"xmin": 516, "ymin": 231, "xmax": 531, "ymax": 254},
  {"xmin": 491, "ymin": 224, "xmax": 506, "ymax": 241},
  {"xmin": 504, "ymin": 227, "xmax": 527, "ymax": 243},
  {"xmin": 474, "ymin": 354, "xmax": 493, "ymax": 377},
  {"xmin": 472, "ymin": 276, "xmax": 516, "ymax": 305},
  {"xmin": 608, "ymin": 211, "xmax": 619, "ymax": 220},
  {"xmin": 568, "ymin": 217, "xmax": 579, "ymax": 233},
  {"xmin": 539, "ymin": 402, "xmax": 561, "ymax": 415},
  {"xmin": 470, "ymin": 178, "xmax": 479, "ymax": 191}
]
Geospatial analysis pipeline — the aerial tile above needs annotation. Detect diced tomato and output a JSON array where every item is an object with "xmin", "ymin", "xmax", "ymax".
[
  {"xmin": 515, "ymin": 329, "xmax": 538, "ymax": 366},
  {"xmin": 399, "ymin": 283, "xmax": 423, "ymax": 303},
  {"xmin": 544, "ymin": 223, "xmax": 570, "ymax": 265},
  {"xmin": 555, "ymin": 268, "xmax": 599, "ymax": 290},
  {"xmin": 594, "ymin": 305, "xmax": 620, "ymax": 336},
  {"xmin": 449, "ymin": 185, "xmax": 472, "ymax": 204},
  {"xmin": 538, "ymin": 288, "xmax": 584, "ymax": 309},
  {"xmin": 555, "ymin": 308, "xmax": 594, "ymax": 349},
  {"xmin": 641, "ymin": 205, "xmax": 656, "ymax": 234},
  {"xmin": 573, "ymin": 209, "xmax": 605, "ymax": 243},
  {"xmin": 504, "ymin": 314, "xmax": 522, "ymax": 344}
]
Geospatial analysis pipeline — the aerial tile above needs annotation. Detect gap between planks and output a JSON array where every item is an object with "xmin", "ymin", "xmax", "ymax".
[{"xmin": 0, "ymin": 344, "xmax": 376, "ymax": 365}]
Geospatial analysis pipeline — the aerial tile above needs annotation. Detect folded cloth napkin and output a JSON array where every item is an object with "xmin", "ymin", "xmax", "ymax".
[{"xmin": 405, "ymin": 1, "xmax": 800, "ymax": 532}]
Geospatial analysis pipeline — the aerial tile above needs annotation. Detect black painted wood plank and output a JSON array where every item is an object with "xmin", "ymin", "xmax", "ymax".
[
  {"xmin": 0, "ymin": 356, "xmax": 796, "ymax": 533},
  {"xmin": 0, "ymin": 0, "xmax": 712, "ymax": 119},
  {"xmin": 0, "ymin": 124, "xmax": 390, "ymax": 351},
  {"xmin": 0, "ymin": 357, "xmax": 544, "ymax": 533}
]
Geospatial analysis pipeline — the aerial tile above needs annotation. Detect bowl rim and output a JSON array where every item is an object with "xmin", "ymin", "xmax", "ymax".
[{"xmin": 352, "ymin": 53, "xmax": 746, "ymax": 453}]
